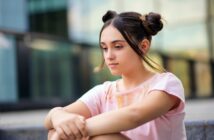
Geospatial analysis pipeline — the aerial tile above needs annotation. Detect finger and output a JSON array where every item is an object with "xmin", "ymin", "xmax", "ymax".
[
  {"xmin": 61, "ymin": 124, "xmax": 73, "ymax": 137},
  {"xmin": 50, "ymin": 132, "xmax": 60, "ymax": 140},
  {"xmin": 48, "ymin": 130, "xmax": 55, "ymax": 140},
  {"xmin": 78, "ymin": 116, "xmax": 85, "ymax": 121},
  {"xmin": 81, "ymin": 136, "xmax": 90, "ymax": 140},
  {"xmin": 55, "ymin": 127, "xmax": 68, "ymax": 140},
  {"xmin": 62, "ymin": 125, "xmax": 76, "ymax": 140},
  {"xmin": 68, "ymin": 123, "xmax": 83, "ymax": 139},
  {"xmin": 75, "ymin": 118, "xmax": 88, "ymax": 137}
]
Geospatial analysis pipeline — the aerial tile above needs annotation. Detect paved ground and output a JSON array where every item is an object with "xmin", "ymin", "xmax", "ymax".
[{"xmin": 0, "ymin": 99, "xmax": 214, "ymax": 128}]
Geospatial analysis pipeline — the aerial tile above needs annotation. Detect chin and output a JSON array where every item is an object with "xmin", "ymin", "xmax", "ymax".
[{"xmin": 110, "ymin": 71, "xmax": 121, "ymax": 76}]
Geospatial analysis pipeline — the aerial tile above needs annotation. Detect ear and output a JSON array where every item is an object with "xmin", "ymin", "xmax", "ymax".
[{"xmin": 139, "ymin": 39, "xmax": 150, "ymax": 54}]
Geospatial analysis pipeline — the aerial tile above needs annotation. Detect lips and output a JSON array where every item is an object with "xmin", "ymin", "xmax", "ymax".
[{"xmin": 108, "ymin": 63, "xmax": 118, "ymax": 68}]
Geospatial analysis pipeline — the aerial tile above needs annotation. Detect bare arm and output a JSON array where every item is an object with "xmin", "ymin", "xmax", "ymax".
[
  {"xmin": 44, "ymin": 100, "xmax": 91, "ymax": 130},
  {"xmin": 86, "ymin": 91, "xmax": 180, "ymax": 136},
  {"xmin": 63, "ymin": 101, "xmax": 92, "ymax": 118},
  {"xmin": 44, "ymin": 100, "xmax": 91, "ymax": 140}
]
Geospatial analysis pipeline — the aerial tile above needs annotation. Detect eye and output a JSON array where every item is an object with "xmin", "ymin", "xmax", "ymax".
[
  {"xmin": 114, "ymin": 45, "xmax": 123, "ymax": 49},
  {"xmin": 101, "ymin": 47, "xmax": 108, "ymax": 52}
]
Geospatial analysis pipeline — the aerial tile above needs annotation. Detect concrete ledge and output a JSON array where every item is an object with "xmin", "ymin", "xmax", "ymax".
[
  {"xmin": 185, "ymin": 120, "xmax": 214, "ymax": 140},
  {"xmin": 0, "ymin": 120, "xmax": 214, "ymax": 140},
  {"xmin": 0, "ymin": 126, "xmax": 47, "ymax": 140}
]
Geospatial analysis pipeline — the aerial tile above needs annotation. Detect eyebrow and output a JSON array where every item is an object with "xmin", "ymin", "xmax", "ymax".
[{"xmin": 100, "ymin": 39, "xmax": 126, "ymax": 45}]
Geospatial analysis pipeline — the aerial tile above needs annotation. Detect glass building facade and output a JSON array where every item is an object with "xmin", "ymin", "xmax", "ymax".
[{"xmin": 0, "ymin": 0, "xmax": 213, "ymax": 110}]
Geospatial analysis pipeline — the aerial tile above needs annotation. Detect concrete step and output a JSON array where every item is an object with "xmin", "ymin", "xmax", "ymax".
[
  {"xmin": 1, "ymin": 99, "xmax": 214, "ymax": 140},
  {"xmin": 185, "ymin": 120, "xmax": 214, "ymax": 140},
  {"xmin": 0, "ymin": 126, "xmax": 47, "ymax": 140},
  {"xmin": 0, "ymin": 121, "xmax": 214, "ymax": 140}
]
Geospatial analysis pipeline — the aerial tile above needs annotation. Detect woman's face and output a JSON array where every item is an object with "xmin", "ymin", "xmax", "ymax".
[{"xmin": 100, "ymin": 25, "xmax": 143, "ymax": 76}]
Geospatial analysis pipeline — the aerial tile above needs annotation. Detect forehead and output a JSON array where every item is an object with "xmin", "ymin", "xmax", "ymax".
[{"xmin": 100, "ymin": 25, "xmax": 125, "ymax": 43}]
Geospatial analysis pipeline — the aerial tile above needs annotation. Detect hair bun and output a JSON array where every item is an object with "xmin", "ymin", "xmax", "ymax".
[
  {"xmin": 144, "ymin": 12, "xmax": 163, "ymax": 35},
  {"xmin": 102, "ymin": 10, "xmax": 117, "ymax": 23}
]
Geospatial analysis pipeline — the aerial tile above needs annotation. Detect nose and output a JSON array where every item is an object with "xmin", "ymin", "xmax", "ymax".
[{"xmin": 105, "ymin": 49, "xmax": 115, "ymax": 60}]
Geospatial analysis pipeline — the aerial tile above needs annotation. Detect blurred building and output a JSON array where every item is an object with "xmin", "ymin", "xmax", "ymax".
[{"xmin": 0, "ymin": 0, "xmax": 213, "ymax": 111}]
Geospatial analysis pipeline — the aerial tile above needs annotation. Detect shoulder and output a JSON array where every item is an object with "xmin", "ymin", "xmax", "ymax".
[
  {"xmin": 156, "ymin": 72, "xmax": 181, "ymax": 80},
  {"xmin": 78, "ymin": 81, "xmax": 116, "ymax": 116},
  {"xmin": 85, "ymin": 80, "xmax": 115, "ymax": 96},
  {"xmin": 96, "ymin": 80, "xmax": 115, "ymax": 90},
  {"xmin": 154, "ymin": 72, "xmax": 183, "ymax": 87},
  {"xmin": 150, "ymin": 72, "xmax": 185, "ymax": 102}
]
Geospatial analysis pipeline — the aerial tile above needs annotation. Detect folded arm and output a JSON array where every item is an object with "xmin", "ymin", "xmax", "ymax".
[
  {"xmin": 44, "ymin": 101, "xmax": 91, "ymax": 139},
  {"xmin": 44, "ymin": 90, "xmax": 180, "ymax": 139},
  {"xmin": 44, "ymin": 100, "xmax": 91, "ymax": 130},
  {"xmin": 86, "ymin": 90, "xmax": 180, "ymax": 136}
]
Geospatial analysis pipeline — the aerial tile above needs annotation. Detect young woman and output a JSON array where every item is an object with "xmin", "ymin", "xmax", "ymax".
[{"xmin": 44, "ymin": 10, "xmax": 187, "ymax": 140}]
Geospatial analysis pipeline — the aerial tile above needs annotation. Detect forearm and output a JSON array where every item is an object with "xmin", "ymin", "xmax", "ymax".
[
  {"xmin": 86, "ymin": 91, "xmax": 178, "ymax": 136},
  {"xmin": 44, "ymin": 107, "xmax": 63, "ymax": 129},
  {"xmin": 44, "ymin": 101, "xmax": 91, "ymax": 130},
  {"xmin": 86, "ymin": 106, "xmax": 141, "ymax": 136}
]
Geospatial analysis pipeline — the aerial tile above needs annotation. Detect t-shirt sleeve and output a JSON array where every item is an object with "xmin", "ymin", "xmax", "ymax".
[
  {"xmin": 150, "ymin": 73, "xmax": 185, "ymax": 112},
  {"xmin": 78, "ymin": 83, "xmax": 105, "ymax": 116}
]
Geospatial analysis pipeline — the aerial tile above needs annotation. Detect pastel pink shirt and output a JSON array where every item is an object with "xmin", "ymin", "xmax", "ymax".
[{"xmin": 79, "ymin": 72, "xmax": 187, "ymax": 140}]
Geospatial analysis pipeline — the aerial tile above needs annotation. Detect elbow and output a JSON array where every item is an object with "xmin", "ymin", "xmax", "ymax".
[
  {"xmin": 44, "ymin": 107, "xmax": 63, "ymax": 130},
  {"xmin": 44, "ymin": 116, "xmax": 51, "ymax": 130}
]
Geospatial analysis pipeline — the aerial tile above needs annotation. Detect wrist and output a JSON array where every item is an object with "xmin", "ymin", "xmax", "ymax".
[
  {"xmin": 44, "ymin": 107, "xmax": 63, "ymax": 129},
  {"xmin": 50, "ymin": 107, "xmax": 63, "ymax": 120},
  {"xmin": 50, "ymin": 107, "xmax": 63, "ymax": 114}
]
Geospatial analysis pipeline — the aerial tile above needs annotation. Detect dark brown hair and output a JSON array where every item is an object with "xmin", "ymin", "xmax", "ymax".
[{"xmin": 95, "ymin": 10, "xmax": 165, "ymax": 72}]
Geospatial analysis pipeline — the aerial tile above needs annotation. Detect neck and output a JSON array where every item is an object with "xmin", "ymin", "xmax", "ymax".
[{"xmin": 119, "ymin": 65, "xmax": 154, "ymax": 91}]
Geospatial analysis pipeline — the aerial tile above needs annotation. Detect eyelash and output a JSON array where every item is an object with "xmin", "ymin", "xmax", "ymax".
[
  {"xmin": 115, "ymin": 45, "xmax": 123, "ymax": 49},
  {"xmin": 101, "ymin": 45, "xmax": 123, "ymax": 51},
  {"xmin": 101, "ymin": 47, "xmax": 107, "ymax": 51}
]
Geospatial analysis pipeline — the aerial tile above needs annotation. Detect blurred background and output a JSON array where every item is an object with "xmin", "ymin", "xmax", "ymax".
[{"xmin": 0, "ymin": 0, "xmax": 214, "ymax": 112}]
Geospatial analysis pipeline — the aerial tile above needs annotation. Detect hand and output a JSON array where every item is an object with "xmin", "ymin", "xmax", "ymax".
[
  {"xmin": 48, "ymin": 129, "xmax": 89, "ymax": 140},
  {"xmin": 51, "ymin": 109, "xmax": 88, "ymax": 140},
  {"xmin": 48, "ymin": 129, "xmax": 60, "ymax": 140}
]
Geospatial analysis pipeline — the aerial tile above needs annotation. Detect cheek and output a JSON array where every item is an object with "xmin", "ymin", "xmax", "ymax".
[
  {"xmin": 120, "ymin": 50, "xmax": 139, "ymax": 62},
  {"xmin": 120, "ymin": 52, "xmax": 142, "ymax": 68}
]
